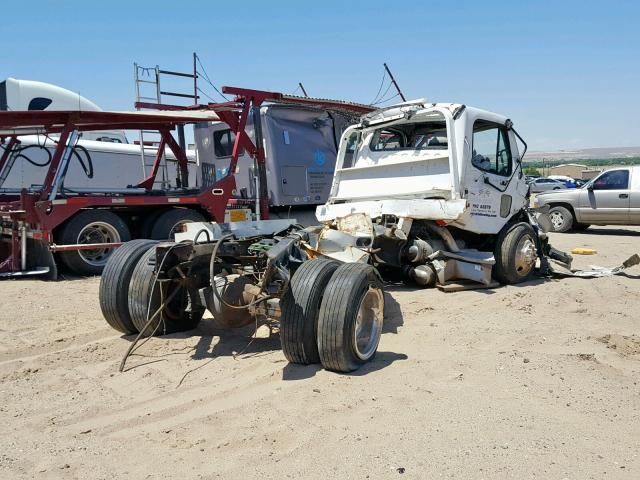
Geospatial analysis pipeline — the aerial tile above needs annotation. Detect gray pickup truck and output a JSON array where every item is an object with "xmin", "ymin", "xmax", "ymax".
[{"xmin": 534, "ymin": 166, "xmax": 640, "ymax": 232}]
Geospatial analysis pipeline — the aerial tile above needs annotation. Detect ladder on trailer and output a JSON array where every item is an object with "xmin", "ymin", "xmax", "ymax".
[{"xmin": 133, "ymin": 55, "xmax": 198, "ymax": 188}]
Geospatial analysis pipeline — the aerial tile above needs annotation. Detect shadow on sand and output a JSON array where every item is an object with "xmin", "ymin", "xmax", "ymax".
[
  {"xmin": 564, "ymin": 227, "xmax": 640, "ymax": 237},
  {"xmin": 120, "ymin": 291, "xmax": 407, "ymax": 379}
]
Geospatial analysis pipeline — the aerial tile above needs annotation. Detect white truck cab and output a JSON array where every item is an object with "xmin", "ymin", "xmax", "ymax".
[
  {"xmin": 315, "ymin": 100, "xmax": 553, "ymax": 287},
  {"xmin": 317, "ymin": 101, "xmax": 529, "ymax": 235},
  {"xmin": 167, "ymin": 100, "xmax": 565, "ymax": 289}
]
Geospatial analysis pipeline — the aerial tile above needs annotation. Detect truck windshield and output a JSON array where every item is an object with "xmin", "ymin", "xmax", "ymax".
[{"xmin": 369, "ymin": 121, "xmax": 448, "ymax": 152}]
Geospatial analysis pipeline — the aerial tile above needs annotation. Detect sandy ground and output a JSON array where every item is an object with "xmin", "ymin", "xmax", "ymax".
[{"xmin": 0, "ymin": 227, "xmax": 639, "ymax": 479}]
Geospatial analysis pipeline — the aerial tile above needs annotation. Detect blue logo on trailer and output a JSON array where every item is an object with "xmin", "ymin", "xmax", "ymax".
[{"xmin": 314, "ymin": 149, "xmax": 326, "ymax": 167}]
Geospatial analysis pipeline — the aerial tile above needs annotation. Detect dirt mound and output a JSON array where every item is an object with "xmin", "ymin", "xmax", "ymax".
[{"xmin": 598, "ymin": 334, "xmax": 640, "ymax": 356}]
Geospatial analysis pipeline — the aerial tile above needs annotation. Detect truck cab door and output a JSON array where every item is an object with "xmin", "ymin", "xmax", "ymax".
[
  {"xmin": 466, "ymin": 121, "xmax": 525, "ymax": 226},
  {"xmin": 577, "ymin": 169, "xmax": 630, "ymax": 224}
]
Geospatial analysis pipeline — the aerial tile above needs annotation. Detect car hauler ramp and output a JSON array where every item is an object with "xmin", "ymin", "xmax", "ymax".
[
  {"xmin": 0, "ymin": 87, "xmax": 374, "ymax": 278},
  {"xmin": 0, "ymin": 109, "xmax": 238, "ymax": 278}
]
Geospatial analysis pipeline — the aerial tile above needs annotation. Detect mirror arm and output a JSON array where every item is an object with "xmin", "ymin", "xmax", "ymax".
[{"xmin": 511, "ymin": 127, "xmax": 528, "ymax": 160}]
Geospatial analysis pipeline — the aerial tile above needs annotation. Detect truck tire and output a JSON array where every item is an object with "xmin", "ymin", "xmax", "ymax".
[
  {"xmin": 58, "ymin": 210, "xmax": 131, "ymax": 276},
  {"xmin": 493, "ymin": 222, "xmax": 538, "ymax": 285},
  {"xmin": 128, "ymin": 248, "xmax": 204, "ymax": 336},
  {"xmin": 99, "ymin": 239, "xmax": 158, "ymax": 334},
  {"xmin": 280, "ymin": 259, "xmax": 340, "ymax": 365},
  {"xmin": 317, "ymin": 263, "xmax": 385, "ymax": 373},
  {"xmin": 26, "ymin": 239, "xmax": 58, "ymax": 280},
  {"xmin": 139, "ymin": 210, "xmax": 164, "ymax": 238},
  {"xmin": 150, "ymin": 208, "xmax": 206, "ymax": 240},
  {"xmin": 548, "ymin": 206, "xmax": 574, "ymax": 232}
]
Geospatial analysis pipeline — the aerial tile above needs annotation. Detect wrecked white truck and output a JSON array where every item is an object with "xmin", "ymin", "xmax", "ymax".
[{"xmin": 100, "ymin": 100, "xmax": 575, "ymax": 373}]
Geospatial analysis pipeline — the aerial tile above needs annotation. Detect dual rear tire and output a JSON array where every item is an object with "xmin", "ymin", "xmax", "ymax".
[
  {"xmin": 99, "ymin": 241, "xmax": 204, "ymax": 336},
  {"xmin": 128, "ymin": 248, "xmax": 204, "ymax": 336},
  {"xmin": 280, "ymin": 260, "xmax": 385, "ymax": 373},
  {"xmin": 101, "ymin": 248, "xmax": 386, "ymax": 372},
  {"xmin": 99, "ymin": 239, "xmax": 158, "ymax": 334}
]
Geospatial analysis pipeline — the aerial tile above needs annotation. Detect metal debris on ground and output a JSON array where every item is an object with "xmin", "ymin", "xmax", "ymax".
[{"xmin": 550, "ymin": 254, "xmax": 639, "ymax": 278}]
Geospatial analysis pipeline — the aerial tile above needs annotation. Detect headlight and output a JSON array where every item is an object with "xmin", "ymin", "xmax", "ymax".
[{"xmin": 533, "ymin": 196, "xmax": 540, "ymax": 207}]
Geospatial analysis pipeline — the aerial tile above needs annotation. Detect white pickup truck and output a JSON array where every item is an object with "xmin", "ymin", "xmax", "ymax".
[{"xmin": 534, "ymin": 166, "xmax": 640, "ymax": 232}]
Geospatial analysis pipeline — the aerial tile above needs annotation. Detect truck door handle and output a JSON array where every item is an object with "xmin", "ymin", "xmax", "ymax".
[{"xmin": 619, "ymin": 193, "xmax": 629, "ymax": 199}]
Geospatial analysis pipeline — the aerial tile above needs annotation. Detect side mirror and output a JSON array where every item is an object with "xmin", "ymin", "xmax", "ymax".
[{"xmin": 587, "ymin": 184, "xmax": 594, "ymax": 191}]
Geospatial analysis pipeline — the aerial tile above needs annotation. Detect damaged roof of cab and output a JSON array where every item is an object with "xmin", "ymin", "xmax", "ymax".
[{"xmin": 362, "ymin": 100, "xmax": 509, "ymax": 127}]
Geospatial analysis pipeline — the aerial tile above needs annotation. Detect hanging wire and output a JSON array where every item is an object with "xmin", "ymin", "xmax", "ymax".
[
  {"xmin": 374, "ymin": 92, "xmax": 401, "ymax": 106},
  {"xmin": 119, "ymin": 242, "xmax": 192, "ymax": 372},
  {"xmin": 371, "ymin": 92, "xmax": 401, "ymax": 106},
  {"xmin": 291, "ymin": 84, "xmax": 302, "ymax": 96},
  {"xmin": 369, "ymin": 69, "xmax": 388, "ymax": 105},
  {"xmin": 199, "ymin": 73, "xmax": 229, "ymax": 102},
  {"xmin": 372, "ymin": 81, "xmax": 394, "ymax": 105},
  {"xmin": 196, "ymin": 55, "xmax": 226, "ymax": 99},
  {"xmin": 197, "ymin": 87, "xmax": 217, "ymax": 103},
  {"xmin": 195, "ymin": 54, "xmax": 229, "ymax": 101}
]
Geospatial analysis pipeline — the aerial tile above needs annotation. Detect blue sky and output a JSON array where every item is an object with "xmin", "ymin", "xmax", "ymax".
[{"xmin": 2, "ymin": 0, "xmax": 639, "ymax": 151}]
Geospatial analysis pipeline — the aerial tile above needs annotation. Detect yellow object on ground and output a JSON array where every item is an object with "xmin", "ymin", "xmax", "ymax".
[{"xmin": 571, "ymin": 247, "xmax": 597, "ymax": 255}]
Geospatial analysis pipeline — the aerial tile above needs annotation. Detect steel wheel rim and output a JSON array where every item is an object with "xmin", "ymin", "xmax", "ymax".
[
  {"xmin": 514, "ymin": 234, "xmax": 537, "ymax": 277},
  {"xmin": 160, "ymin": 281, "xmax": 188, "ymax": 322},
  {"xmin": 549, "ymin": 211, "xmax": 564, "ymax": 230},
  {"xmin": 353, "ymin": 286, "xmax": 384, "ymax": 361},
  {"xmin": 76, "ymin": 221, "xmax": 121, "ymax": 266}
]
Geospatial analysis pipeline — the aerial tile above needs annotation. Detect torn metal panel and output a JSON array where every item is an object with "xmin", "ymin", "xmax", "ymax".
[
  {"xmin": 309, "ymin": 228, "xmax": 370, "ymax": 263},
  {"xmin": 549, "ymin": 254, "xmax": 640, "ymax": 278},
  {"xmin": 335, "ymin": 212, "xmax": 374, "ymax": 237}
]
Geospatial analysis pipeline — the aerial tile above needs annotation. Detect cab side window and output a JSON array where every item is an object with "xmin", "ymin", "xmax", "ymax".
[
  {"xmin": 342, "ymin": 131, "xmax": 360, "ymax": 169},
  {"xmin": 28, "ymin": 97, "xmax": 53, "ymax": 110},
  {"xmin": 213, "ymin": 129, "xmax": 243, "ymax": 158},
  {"xmin": 370, "ymin": 129, "xmax": 403, "ymax": 151},
  {"xmin": 471, "ymin": 121, "xmax": 512, "ymax": 177},
  {"xmin": 593, "ymin": 170, "xmax": 629, "ymax": 190}
]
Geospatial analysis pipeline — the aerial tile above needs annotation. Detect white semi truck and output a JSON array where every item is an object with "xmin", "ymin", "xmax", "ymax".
[
  {"xmin": 0, "ymin": 78, "xmax": 198, "ymax": 191},
  {"xmin": 100, "ymin": 97, "xmax": 573, "ymax": 373}
]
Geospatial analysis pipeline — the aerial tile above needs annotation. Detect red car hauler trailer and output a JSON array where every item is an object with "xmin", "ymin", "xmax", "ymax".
[{"xmin": 0, "ymin": 86, "xmax": 373, "ymax": 278}]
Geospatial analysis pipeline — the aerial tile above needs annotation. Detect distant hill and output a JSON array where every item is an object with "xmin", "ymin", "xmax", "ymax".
[{"xmin": 525, "ymin": 146, "xmax": 640, "ymax": 162}]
